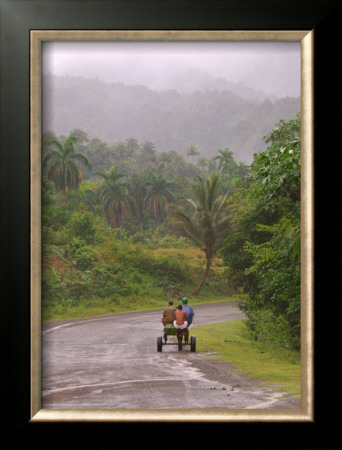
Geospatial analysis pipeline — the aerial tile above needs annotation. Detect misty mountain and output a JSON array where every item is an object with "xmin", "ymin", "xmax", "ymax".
[
  {"xmin": 42, "ymin": 74, "xmax": 300, "ymax": 163},
  {"xmin": 120, "ymin": 66, "xmax": 279, "ymax": 101}
]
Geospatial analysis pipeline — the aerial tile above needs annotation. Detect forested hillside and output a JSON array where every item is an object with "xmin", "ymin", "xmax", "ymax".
[
  {"xmin": 41, "ymin": 112, "xmax": 301, "ymax": 350},
  {"xmin": 42, "ymin": 74, "xmax": 300, "ymax": 163}
]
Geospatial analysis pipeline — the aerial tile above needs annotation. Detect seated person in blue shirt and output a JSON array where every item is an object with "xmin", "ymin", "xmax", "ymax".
[{"xmin": 181, "ymin": 297, "xmax": 195, "ymax": 327}]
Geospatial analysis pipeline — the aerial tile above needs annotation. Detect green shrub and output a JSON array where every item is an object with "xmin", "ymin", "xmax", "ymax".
[
  {"xmin": 49, "ymin": 204, "xmax": 72, "ymax": 230},
  {"xmin": 41, "ymin": 269, "xmax": 69, "ymax": 306},
  {"xmin": 67, "ymin": 280, "xmax": 90, "ymax": 304},
  {"xmin": 244, "ymin": 307, "xmax": 300, "ymax": 350},
  {"xmin": 109, "ymin": 241, "xmax": 189, "ymax": 283},
  {"xmin": 46, "ymin": 226, "xmax": 71, "ymax": 246},
  {"xmin": 73, "ymin": 247, "xmax": 96, "ymax": 271},
  {"xmin": 68, "ymin": 211, "xmax": 96, "ymax": 244}
]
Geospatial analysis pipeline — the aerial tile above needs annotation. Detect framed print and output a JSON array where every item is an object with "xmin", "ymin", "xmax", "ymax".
[
  {"xmin": 30, "ymin": 29, "xmax": 313, "ymax": 423},
  {"xmin": 1, "ymin": 0, "xmax": 342, "ymax": 448}
]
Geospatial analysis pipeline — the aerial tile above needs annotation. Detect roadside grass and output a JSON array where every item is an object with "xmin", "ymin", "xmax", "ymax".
[
  {"xmin": 42, "ymin": 293, "xmax": 163, "ymax": 322},
  {"xmin": 42, "ymin": 288, "xmax": 239, "ymax": 322},
  {"xmin": 192, "ymin": 319, "xmax": 301, "ymax": 395}
]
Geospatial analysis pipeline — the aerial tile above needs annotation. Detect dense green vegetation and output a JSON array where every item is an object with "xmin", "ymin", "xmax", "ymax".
[
  {"xmin": 41, "ymin": 131, "xmax": 245, "ymax": 321},
  {"xmin": 42, "ymin": 113, "xmax": 301, "ymax": 353},
  {"xmin": 220, "ymin": 114, "xmax": 301, "ymax": 350}
]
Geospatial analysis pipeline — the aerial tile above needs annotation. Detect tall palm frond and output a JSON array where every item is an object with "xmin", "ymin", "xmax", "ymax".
[
  {"xmin": 97, "ymin": 170, "xmax": 132, "ymax": 229},
  {"xmin": 169, "ymin": 170, "xmax": 231, "ymax": 294},
  {"xmin": 43, "ymin": 133, "xmax": 91, "ymax": 203},
  {"xmin": 145, "ymin": 174, "xmax": 176, "ymax": 224}
]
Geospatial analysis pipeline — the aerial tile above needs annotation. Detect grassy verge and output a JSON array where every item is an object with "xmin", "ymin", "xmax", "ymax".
[
  {"xmin": 42, "ymin": 291, "xmax": 238, "ymax": 322},
  {"xmin": 192, "ymin": 319, "xmax": 301, "ymax": 395}
]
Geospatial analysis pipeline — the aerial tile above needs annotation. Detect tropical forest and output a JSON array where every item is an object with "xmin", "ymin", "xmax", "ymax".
[{"xmin": 42, "ymin": 107, "xmax": 301, "ymax": 353}]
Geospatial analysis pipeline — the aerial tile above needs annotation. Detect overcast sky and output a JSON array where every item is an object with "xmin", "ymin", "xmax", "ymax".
[{"xmin": 42, "ymin": 40, "xmax": 301, "ymax": 98}]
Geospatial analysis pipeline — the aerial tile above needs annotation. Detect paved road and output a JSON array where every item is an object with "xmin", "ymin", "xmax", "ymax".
[{"xmin": 41, "ymin": 302, "xmax": 301, "ymax": 410}]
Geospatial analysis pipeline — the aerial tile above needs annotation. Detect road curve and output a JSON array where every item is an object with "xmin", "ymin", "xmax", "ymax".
[{"xmin": 41, "ymin": 302, "xmax": 300, "ymax": 410}]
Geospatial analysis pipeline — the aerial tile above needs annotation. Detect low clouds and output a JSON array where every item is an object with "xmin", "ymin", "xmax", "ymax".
[{"xmin": 42, "ymin": 40, "xmax": 301, "ymax": 98}]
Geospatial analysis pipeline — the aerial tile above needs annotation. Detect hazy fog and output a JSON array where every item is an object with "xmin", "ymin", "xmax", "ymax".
[{"xmin": 42, "ymin": 41, "xmax": 301, "ymax": 98}]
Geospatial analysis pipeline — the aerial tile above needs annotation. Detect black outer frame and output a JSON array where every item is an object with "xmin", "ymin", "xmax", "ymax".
[{"xmin": 0, "ymin": 0, "xmax": 341, "ymax": 448}]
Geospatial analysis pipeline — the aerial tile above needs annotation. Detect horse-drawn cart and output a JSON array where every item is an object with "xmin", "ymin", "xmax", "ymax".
[{"xmin": 157, "ymin": 324, "xmax": 196, "ymax": 352}]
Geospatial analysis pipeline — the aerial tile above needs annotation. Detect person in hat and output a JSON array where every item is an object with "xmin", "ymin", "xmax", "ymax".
[
  {"xmin": 161, "ymin": 299, "xmax": 177, "ymax": 325},
  {"xmin": 181, "ymin": 297, "xmax": 195, "ymax": 327}
]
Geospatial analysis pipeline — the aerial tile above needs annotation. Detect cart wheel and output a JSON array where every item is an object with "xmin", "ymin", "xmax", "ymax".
[
  {"xmin": 190, "ymin": 336, "xmax": 196, "ymax": 352},
  {"xmin": 157, "ymin": 336, "xmax": 163, "ymax": 352}
]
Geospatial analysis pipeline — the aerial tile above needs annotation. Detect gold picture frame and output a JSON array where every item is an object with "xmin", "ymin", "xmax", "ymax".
[{"xmin": 30, "ymin": 29, "xmax": 314, "ymax": 423}]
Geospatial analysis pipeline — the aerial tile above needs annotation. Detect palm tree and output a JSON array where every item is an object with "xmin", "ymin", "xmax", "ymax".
[
  {"xmin": 145, "ymin": 173, "xmax": 176, "ymax": 224},
  {"xmin": 125, "ymin": 138, "xmax": 140, "ymax": 156},
  {"xmin": 96, "ymin": 167, "xmax": 131, "ymax": 229},
  {"xmin": 95, "ymin": 166, "xmax": 126, "ymax": 183},
  {"xmin": 43, "ymin": 133, "xmax": 92, "ymax": 203},
  {"xmin": 235, "ymin": 161, "xmax": 250, "ymax": 178},
  {"xmin": 128, "ymin": 173, "xmax": 149, "ymax": 231},
  {"xmin": 137, "ymin": 141, "xmax": 156, "ymax": 166},
  {"xmin": 112, "ymin": 141, "xmax": 127, "ymax": 159},
  {"xmin": 169, "ymin": 170, "xmax": 231, "ymax": 295},
  {"xmin": 214, "ymin": 147, "xmax": 234, "ymax": 172},
  {"xmin": 186, "ymin": 145, "xmax": 200, "ymax": 163},
  {"xmin": 141, "ymin": 141, "xmax": 156, "ymax": 154}
]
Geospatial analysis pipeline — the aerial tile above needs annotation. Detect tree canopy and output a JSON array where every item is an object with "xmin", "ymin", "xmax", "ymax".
[{"xmin": 220, "ymin": 113, "xmax": 301, "ymax": 349}]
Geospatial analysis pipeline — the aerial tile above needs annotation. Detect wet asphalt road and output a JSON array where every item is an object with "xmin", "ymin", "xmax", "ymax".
[{"xmin": 41, "ymin": 302, "xmax": 301, "ymax": 410}]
